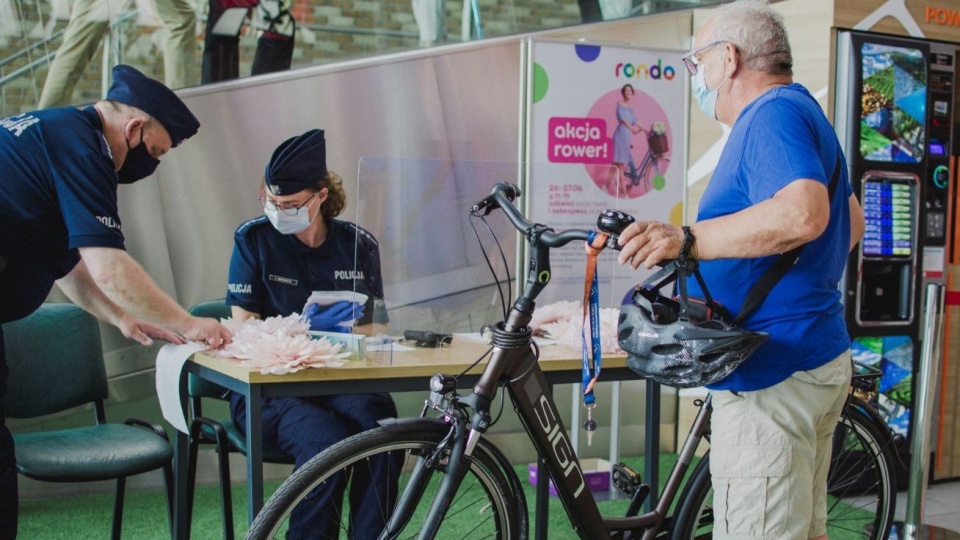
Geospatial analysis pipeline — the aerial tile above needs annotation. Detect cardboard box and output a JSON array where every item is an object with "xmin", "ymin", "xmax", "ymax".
[{"xmin": 528, "ymin": 458, "xmax": 611, "ymax": 497}]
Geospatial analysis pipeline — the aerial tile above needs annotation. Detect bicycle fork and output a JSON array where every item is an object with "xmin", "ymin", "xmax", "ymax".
[{"xmin": 381, "ymin": 392, "xmax": 482, "ymax": 539}]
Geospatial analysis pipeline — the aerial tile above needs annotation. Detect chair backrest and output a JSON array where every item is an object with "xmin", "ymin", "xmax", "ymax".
[
  {"xmin": 1, "ymin": 303, "xmax": 109, "ymax": 419},
  {"xmin": 187, "ymin": 300, "xmax": 232, "ymax": 400}
]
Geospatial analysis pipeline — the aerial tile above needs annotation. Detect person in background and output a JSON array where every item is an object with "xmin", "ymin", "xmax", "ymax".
[
  {"xmin": 615, "ymin": 1, "xmax": 864, "ymax": 539},
  {"xmin": 1, "ymin": 63, "xmax": 231, "ymax": 538},
  {"xmin": 201, "ymin": 0, "xmax": 295, "ymax": 83},
  {"xmin": 225, "ymin": 128, "xmax": 396, "ymax": 538},
  {"xmin": 38, "ymin": 0, "xmax": 197, "ymax": 108}
]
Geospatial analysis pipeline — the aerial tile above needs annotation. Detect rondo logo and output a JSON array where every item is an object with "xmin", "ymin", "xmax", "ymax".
[{"xmin": 615, "ymin": 59, "xmax": 676, "ymax": 81}]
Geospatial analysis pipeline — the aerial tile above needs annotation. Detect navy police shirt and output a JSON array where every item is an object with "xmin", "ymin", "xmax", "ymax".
[
  {"xmin": 226, "ymin": 216, "xmax": 388, "ymax": 325},
  {"xmin": 0, "ymin": 107, "xmax": 125, "ymax": 323}
]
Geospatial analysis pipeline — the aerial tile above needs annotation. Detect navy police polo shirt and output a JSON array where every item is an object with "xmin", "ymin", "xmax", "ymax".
[
  {"xmin": 226, "ymin": 216, "xmax": 388, "ymax": 325},
  {"xmin": 0, "ymin": 107, "xmax": 125, "ymax": 323}
]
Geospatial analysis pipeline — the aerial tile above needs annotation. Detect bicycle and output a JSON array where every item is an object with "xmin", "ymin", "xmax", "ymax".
[
  {"xmin": 246, "ymin": 182, "xmax": 899, "ymax": 539},
  {"xmin": 624, "ymin": 124, "xmax": 670, "ymax": 193}
]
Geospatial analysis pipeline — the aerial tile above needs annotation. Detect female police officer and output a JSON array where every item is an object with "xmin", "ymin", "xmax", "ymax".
[{"xmin": 225, "ymin": 129, "xmax": 397, "ymax": 538}]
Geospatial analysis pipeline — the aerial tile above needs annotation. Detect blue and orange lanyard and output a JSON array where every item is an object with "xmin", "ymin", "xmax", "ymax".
[{"xmin": 581, "ymin": 231, "xmax": 608, "ymax": 444}]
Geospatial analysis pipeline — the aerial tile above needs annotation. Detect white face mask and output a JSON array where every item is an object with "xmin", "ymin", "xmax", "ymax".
[
  {"xmin": 691, "ymin": 50, "xmax": 728, "ymax": 120},
  {"xmin": 265, "ymin": 205, "xmax": 315, "ymax": 235}
]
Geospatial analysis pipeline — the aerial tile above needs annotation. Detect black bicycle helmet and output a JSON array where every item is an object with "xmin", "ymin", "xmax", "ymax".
[{"xmin": 618, "ymin": 261, "xmax": 769, "ymax": 388}]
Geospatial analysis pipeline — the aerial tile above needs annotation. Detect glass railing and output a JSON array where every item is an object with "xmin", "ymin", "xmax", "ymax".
[{"xmin": 1, "ymin": 0, "xmax": 719, "ymax": 116}]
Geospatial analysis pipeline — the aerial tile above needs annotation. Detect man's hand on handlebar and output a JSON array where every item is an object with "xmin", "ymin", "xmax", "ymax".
[{"xmin": 616, "ymin": 221, "xmax": 685, "ymax": 270}]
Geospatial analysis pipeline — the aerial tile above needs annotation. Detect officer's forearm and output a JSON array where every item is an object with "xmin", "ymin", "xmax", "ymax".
[
  {"xmin": 78, "ymin": 246, "xmax": 192, "ymax": 332},
  {"xmin": 56, "ymin": 259, "xmax": 128, "ymax": 327}
]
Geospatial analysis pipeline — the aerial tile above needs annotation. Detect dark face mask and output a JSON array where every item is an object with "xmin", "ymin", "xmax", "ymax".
[{"xmin": 117, "ymin": 128, "xmax": 161, "ymax": 184}]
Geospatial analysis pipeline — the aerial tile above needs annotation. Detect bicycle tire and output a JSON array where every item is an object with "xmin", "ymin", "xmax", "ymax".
[
  {"xmin": 668, "ymin": 405, "xmax": 896, "ymax": 539},
  {"xmin": 640, "ymin": 155, "xmax": 669, "ymax": 192},
  {"xmin": 246, "ymin": 419, "xmax": 527, "ymax": 540}
]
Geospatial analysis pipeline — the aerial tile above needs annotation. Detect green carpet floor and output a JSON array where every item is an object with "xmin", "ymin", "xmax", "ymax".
[
  {"xmin": 16, "ymin": 451, "xmax": 874, "ymax": 539},
  {"xmin": 17, "ymin": 456, "xmax": 672, "ymax": 539}
]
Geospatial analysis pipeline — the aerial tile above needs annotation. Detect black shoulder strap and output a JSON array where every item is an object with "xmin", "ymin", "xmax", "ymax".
[{"xmin": 733, "ymin": 153, "xmax": 842, "ymax": 326}]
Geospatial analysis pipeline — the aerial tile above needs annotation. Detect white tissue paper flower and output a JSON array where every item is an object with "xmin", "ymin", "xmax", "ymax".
[
  {"xmin": 534, "ymin": 301, "xmax": 622, "ymax": 354},
  {"xmin": 218, "ymin": 313, "xmax": 349, "ymax": 374}
]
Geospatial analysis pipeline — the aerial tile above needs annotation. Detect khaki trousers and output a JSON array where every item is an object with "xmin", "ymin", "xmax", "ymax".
[{"xmin": 38, "ymin": 0, "xmax": 197, "ymax": 108}]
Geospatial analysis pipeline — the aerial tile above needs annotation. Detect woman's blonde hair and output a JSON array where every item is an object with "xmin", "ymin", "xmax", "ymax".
[{"xmin": 315, "ymin": 171, "xmax": 346, "ymax": 218}]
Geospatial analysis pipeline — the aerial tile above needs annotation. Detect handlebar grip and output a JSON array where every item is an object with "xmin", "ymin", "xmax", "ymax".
[{"xmin": 472, "ymin": 182, "xmax": 522, "ymax": 215}]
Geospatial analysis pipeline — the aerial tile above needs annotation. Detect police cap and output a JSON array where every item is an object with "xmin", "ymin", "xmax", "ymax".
[
  {"xmin": 264, "ymin": 129, "xmax": 327, "ymax": 196},
  {"xmin": 105, "ymin": 64, "xmax": 200, "ymax": 147}
]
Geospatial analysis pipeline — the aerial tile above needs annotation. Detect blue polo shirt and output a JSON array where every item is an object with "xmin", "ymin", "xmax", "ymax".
[
  {"xmin": 691, "ymin": 83, "xmax": 853, "ymax": 392},
  {"xmin": 0, "ymin": 107, "xmax": 125, "ymax": 323},
  {"xmin": 226, "ymin": 216, "xmax": 388, "ymax": 324}
]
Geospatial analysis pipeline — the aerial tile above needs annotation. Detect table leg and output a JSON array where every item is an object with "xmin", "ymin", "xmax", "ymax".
[
  {"xmin": 534, "ymin": 453, "xmax": 549, "ymax": 540},
  {"xmin": 245, "ymin": 383, "xmax": 265, "ymax": 524},
  {"xmin": 643, "ymin": 379, "xmax": 660, "ymax": 512},
  {"xmin": 174, "ymin": 374, "xmax": 191, "ymax": 540}
]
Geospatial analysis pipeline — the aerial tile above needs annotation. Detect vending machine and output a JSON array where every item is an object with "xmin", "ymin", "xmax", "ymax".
[{"xmin": 835, "ymin": 31, "xmax": 956, "ymax": 457}]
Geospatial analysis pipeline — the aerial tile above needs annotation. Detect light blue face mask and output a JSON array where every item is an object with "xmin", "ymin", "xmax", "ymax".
[
  {"xmin": 265, "ymin": 205, "xmax": 314, "ymax": 235},
  {"xmin": 691, "ymin": 50, "xmax": 728, "ymax": 120}
]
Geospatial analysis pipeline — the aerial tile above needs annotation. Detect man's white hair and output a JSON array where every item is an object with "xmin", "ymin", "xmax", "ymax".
[{"xmin": 707, "ymin": 0, "xmax": 793, "ymax": 76}]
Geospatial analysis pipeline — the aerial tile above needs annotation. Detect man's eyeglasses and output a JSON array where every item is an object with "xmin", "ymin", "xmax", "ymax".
[
  {"xmin": 681, "ymin": 40, "xmax": 728, "ymax": 75},
  {"xmin": 260, "ymin": 191, "xmax": 319, "ymax": 216}
]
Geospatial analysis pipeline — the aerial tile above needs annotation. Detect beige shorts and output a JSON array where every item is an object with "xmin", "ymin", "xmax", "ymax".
[{"xmin": 709, "ymin": 352, "xmax": 851, "ymax": 540}]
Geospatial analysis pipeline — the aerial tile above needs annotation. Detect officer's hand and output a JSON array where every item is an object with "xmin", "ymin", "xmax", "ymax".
[
  {"xmin": 303, "ymin": 301, "xmax": 364, "ymax": 332},
  {"xmin": 182, "ymin": 316, "xmax": 233, "ymax": 348},
  {"xmin": 118, "ymin": 314, "xmax": 185, "ymax": 346}
]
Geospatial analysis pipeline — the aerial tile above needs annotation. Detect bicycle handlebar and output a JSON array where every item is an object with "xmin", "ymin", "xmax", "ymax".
[
  {"xmin": 472, "ymin": 182, "xmax": 638, "ymax": 317},
  {"xmin": 476, "ymin": 182, "xmax": 592, "ymax": 246}
]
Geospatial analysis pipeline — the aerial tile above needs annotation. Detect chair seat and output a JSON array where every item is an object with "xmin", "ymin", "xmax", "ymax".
[
  {"xmin": 198, "ymin": 418, "xmax": 294, "ymax": 464},
  {"xmin": 14, "ymin": 424, "xmax": 173, "ymax": 482}
]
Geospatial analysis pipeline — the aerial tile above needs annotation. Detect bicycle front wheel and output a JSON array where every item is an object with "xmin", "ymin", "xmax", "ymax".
[
  {"xmin": 246, "ymin": 419, "xmax": 527, "ymax": 540},
  {"xmin": 669, "ymin": 405, "xmax": 896, "ymax": 539}
]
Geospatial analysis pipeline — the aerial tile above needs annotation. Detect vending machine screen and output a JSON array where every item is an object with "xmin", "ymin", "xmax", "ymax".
[
  {"xmin": 858, "ymin": 43, "xmax": 926, "ymax": 163},
  {"xmin": 861, "ymin": 175, "xmax": 915, "ymax": 259}
]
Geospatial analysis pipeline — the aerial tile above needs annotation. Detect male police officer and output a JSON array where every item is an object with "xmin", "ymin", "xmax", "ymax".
[{"xmin": 0, "ymin": 64, "xmax": 232, "ymax": 537}]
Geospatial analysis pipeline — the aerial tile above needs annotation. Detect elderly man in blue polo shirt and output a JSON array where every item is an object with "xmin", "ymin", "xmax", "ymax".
[{"xmin": 0, "ymin": 64, "xmax": 232, "ymax": 537}]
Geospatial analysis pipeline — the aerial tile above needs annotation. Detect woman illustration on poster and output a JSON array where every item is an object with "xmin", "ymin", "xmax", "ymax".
[{"xmin": 608, "ymin": 84, "xmax": 643, "ymax": 195}]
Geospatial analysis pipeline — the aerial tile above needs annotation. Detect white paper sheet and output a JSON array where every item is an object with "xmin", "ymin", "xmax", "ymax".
[
  {"xmin": 303, "ymin": 290, "xmax": 369, "ymax": 309},
  {"xmin": 211, "ymin": 7, "xmax": 248, "ymax": 36},
  {"xmin": 155, "ymin": 342, "xmax": 206, "ymax": 434},
  {"xmin": 303, "ymin": 290, "xmax": 370, "ymax": 328}
]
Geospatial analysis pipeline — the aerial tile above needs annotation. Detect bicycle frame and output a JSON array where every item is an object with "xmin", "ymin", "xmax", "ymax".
[{"xmin": 406, "ymin": 184, "xmax": 714, "ymax": 539}]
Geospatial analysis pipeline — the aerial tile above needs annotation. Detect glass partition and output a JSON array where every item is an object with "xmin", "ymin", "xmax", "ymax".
[
  {"xmin": 353, "ymin": 157, "xmax": 518, "ymax": 337},
  {"xmin": 351, "ymin": 158, "xmax": 656, "ymax": 340}
]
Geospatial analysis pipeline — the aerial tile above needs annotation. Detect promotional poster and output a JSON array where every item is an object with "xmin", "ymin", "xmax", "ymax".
[{"xmin": 523, "ymin": 39, "xmax": 688, "ymax": 305}]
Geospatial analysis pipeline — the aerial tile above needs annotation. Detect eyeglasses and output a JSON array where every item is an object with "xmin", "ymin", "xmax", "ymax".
[
  {"xmin": 260, "ymin": 191, "xmax": 319, "ymax": 216},
  {"xmin": 681, "ymin": 40, "xmax": 728, "ymax": 75}
]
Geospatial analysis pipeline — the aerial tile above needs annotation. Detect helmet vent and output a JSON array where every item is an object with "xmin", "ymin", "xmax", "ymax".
[{"xmin": 651, "ymin": 344, "xmax": 683, "ymax": 356}]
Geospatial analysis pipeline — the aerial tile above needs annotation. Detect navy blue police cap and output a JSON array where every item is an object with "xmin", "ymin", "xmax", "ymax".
[
  {"xmin": 105, "ymin": 64, "xmax": 200, "ymax": 148},
  {"xmin": 264, "ymin": 129, "xmax": 327, "ymax": 196}
]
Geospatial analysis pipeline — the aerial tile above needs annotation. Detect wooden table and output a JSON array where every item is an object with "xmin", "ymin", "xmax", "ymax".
[{"xmin": 172, "ymin": 338, "xmax": 661, "ymax": 539}]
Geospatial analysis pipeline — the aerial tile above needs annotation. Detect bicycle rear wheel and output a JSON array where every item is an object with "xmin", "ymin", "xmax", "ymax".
[
  {"xmin": 246, "ymin": 419, "xmax": 527, "ymax": 540},
  {"xmin": 669, "ymin": 404, "xmax": 896, "ymax": 539}
]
